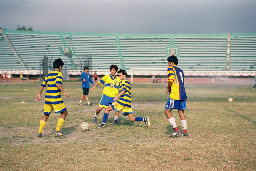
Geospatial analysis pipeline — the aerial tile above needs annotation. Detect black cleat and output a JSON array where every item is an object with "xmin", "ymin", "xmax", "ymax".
[
  {"xmin": 38, "ymin": 133, "xmax": 42, "ymax": 138},
  {"xmin": 113, "ymin": 120, "xmax": 118, "ymax": 125},
  {"xmin": 144, "ymin": 117, "xmax": 150, "ymax": 127},
  {"xmin": 183, "ymin": 132, "xmax": 188, "ymax": 137},
  {"xmin": 98, "ymin": 123, "xmax": 106, "ymax": 128}
]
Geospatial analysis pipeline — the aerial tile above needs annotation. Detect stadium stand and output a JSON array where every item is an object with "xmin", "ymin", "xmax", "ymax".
[
  {"xmin": 230, "ymin": 33, "xmax": 256, "ymax": 71},
  {"xmin": 0, "ymin": 33, "xmax": 24, "ymax": 70},
  {"xmin": 0, "ymin": 29, "xmax": 255, "ymax": 77}
]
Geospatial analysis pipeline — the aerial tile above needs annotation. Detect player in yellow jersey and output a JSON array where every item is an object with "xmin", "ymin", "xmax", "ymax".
[
  {"xmin": 98, "ymin": 69, "xmax": 150, "ymax": 128},
  {"xmin": 164, "ymin": 55, "xmax": 188, "ymax": 137},
  {"xmin": 35, "ymin": 58, "xmax": 69, "ymax": 137},
  {"xmin": 91, "ymin": 65, "xmax": 121, "ymax": 124}
]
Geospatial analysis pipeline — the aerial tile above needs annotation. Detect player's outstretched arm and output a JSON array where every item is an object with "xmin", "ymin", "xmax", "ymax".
[
  {"xmin": 35, "ymin": 86, "xmax": 44, "ymax": 101},
  {"xmin": 56, "ymin": 84, "xmax": 69, "ymax": 98},
  {"xmin": 91, "ymin": 82, "xmax": 100, "ymax": 91}
]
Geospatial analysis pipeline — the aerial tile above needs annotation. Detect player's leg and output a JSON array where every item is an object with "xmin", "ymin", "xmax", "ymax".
[
  {"xmin": 56, "ymin": 110, "xmax": 68, "ymax": 133},
  {"xmin": 164, "ymin": 98, "xmax": 180, "ymax": 137},
  {"xmin": 178, "ymin": 110, "xmax": 188, "ymax": 136},
  {"xmin": 99, "ymin": 105, "xmax": 113, "ymax": 128},
  {"xmin": 85, "ymin": 95, "xmax": 91, "ymax": 106},
  {"xmin": 38, "ymin": 104, "xmax": 52, "ymax": 137},
  {"xmin": 113, "ymin": 110, "xmax": 119, "ymax": 124},
  {"xmin": 79, "ymin": 94, "xmax": 85, "ymax": 105},
  {"xmin": 53, "ymin": 103, "xmax": 67, "ymax": 136},
  {"xmin": 127, "ymin": 113, "xmax": 150, "ymax": 127},
  {"xmin": 38, "ymin": 114, "xmax": 49, "ymax": 137},
  {"xmin": 94, "ymin": 106, "xmax": 104, "ymax": 124},
  {"xmin": 94, "ymin": 94, "xmax": 109, "ymax": 124}
]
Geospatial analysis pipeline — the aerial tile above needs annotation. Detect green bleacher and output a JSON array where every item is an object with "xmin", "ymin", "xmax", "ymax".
[
  {"xmin": 230, "ymin": 33, "xmax": 256, "ymax": 71},
  {"xmin": 0, "ymin": 29, "xmax": 255, "ymax": 72},
  {"xmin": 0, "ymin": 33, "xmax": 24, "ymax": 70}
]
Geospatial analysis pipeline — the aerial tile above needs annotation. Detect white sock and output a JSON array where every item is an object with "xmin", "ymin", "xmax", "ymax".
[
  {"xmin": 168, "ymin": 117, "xmax": 177, "ymax": 128},
  {"xmin": 87, "ymin": 101, "xmax": 90, "ymax": 105},
  {"xmin": 114, "ymin": 116, "xmax": 118, "ymax": 121},
  {"xmin": 94, "ymin": 113, "xmax": 98, "ymax": 118},
  {"xmin": 79, "ymin": 100, "xmax": 82, "ymax": 103},
  {"xmin": 181, "ymin": 120, "xmax": 187, "ymax": 130}
]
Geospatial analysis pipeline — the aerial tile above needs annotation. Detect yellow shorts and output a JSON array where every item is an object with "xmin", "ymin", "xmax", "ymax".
[
  {"xmin": 112, "ymin": 101, "xmax": 133, "ymax": 115},
  {"xmin": 43, "ymin": 103, "xmax": 66, "ymax": 115}
]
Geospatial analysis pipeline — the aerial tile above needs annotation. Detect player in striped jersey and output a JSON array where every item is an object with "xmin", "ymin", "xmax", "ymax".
[
  {"xmin": 35, "ymin": 58, "xmax": 69, "ymax": 137},
  {"xmin": 98, "ymin": 69, "xmax": 150, "ymax": 128},
  {"xmin": 164, "ymin": 55, "xmax": 188, "ymax": 137}
]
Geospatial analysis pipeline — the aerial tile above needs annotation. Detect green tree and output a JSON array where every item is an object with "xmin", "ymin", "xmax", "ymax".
[{"xmin": 16, "ymin": 25, "xmax": 33, "ymax": 31}]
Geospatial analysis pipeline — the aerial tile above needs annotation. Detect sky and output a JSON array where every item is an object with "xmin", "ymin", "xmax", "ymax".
[{"xmin": 0, "ymin": 0, "xmax": 256, "ymax": 34}]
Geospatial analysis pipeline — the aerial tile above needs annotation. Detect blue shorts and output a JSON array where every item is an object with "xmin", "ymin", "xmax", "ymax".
[
  {"xmin": 99, "ymin": 94, "xmax": 114, "ymax": 108},
  {"xmin": 165, "ymin": 98, "xmax": 186, "ymax": 110}
]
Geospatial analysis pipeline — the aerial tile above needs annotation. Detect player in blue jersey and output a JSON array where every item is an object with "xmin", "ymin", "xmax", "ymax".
[
  {"xmin": 98, "ymin": 69, "xmax": 150, "ymax": 128},
  {"xmin": 164, "ymin": 55, "xmax": 188, "ymax": 137},
  {"xmin": 78, "ymin": 66, "xmax": 95, "ymax": 106},
  {"xmin": 35, "ymin": 58, "xmax": 69, "ymax": 137}
]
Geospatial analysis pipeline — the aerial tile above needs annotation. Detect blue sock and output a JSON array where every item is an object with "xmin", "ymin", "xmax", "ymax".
[
  {"xmin": 102, "ymin": 113, "xmax": 109, "ymax": 123},
  {"xmin": 135, "ymin": 117, "xmax": 144, "ymax": 121}
]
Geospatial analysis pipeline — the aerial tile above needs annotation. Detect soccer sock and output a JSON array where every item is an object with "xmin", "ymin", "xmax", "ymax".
[
  {"xmin": 79, "ymin": 100, "xmax": 82, "ymax": 103},
  {"xmin": 102, "ymin": 113, "xmax": 109, "ymax": 124},
  {"xmin": 114, "ymin": 116, "xmax": 118, "ymax": 121},
  {"xmin": 56, "ymin": 118, "xmax": 65, "ymax": 132},
  {"xmin": 39, "ymin": 120, "xmax": 46, "ymax": 134},
  {"xmin": 181, "ymin": 120, "xmax": 187, "ymax": 132},
  {"xmin": 88, "ymin": 101, "xmax": 90, "ymax": 105},
  {"xmin": 168, "ymin": 117, "xmax": 178, "ymax": 129},
  {"xmin": 135, "ymin": 117, "xmax": 144, "ymax": 121},
  {"xmin": 94, "ymin": 112, "xmax": 98, "ymax": 118}
]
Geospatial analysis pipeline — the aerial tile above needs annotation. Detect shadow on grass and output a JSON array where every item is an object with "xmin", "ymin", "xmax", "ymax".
[
  {"xmin": 62, "ymin": 126, "xmax": 77, "ymax": 135},
  {"xmin": 165, "ymin": 125, "xmax": 182, "ymax": 136}
]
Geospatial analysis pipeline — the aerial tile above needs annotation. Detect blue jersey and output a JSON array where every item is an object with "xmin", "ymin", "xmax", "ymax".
[
  {"xmin": 167, "ymin": 65, "xmax": 187, "ymax": 100},
  {"xmin": 81, "ymin": 71, "xmax": 94, "ymax": 89}
]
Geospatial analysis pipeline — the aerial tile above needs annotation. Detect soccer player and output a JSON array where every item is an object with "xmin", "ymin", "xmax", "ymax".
[
  {"xmin": 164, "ymin": 55, "xmax": 188, "ymax": 137},
  {"xmin": 98, "ymin": 69, "xmax": 150, "ymax": 128},
  {"xmin": 35, "ymin": 58, "xmax": 69, "ymax": 137},
  {"xmin": 91, "ymin": 65, "xmax": 121, "ymax": 124},
  {"xmin": 78, "ymin": 66, "xmax": 94, "ymax": 106}
]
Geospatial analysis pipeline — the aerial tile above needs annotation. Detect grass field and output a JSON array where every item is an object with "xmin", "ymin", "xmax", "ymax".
[{"xmin": 0, "ymin": 81, "xmax": 255, "ymax": 170}]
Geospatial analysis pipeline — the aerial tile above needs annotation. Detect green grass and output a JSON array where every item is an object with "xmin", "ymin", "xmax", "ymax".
[{"xmin": 0, "ymin": 82, "xmax": 255, "ymax": 170}]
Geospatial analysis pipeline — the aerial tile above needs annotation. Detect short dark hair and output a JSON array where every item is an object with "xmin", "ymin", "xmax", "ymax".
[
  {"xmin": 84, "ymin": 66, "xmax": 89, "ymax": 70},
  {"xmin": 118, "ymin": 69, "xmax": 127, "ymax": 76},
  {"xmin": 53, "ymin": 58, "xmax": 64, "ymax": 69},
  {"xmin": 110, "ymin": 65, "xmax": 118, "ymax": 71},
  {"xmin": 167, "ymin": 55, "xmax": 178, "ymax": 65}
]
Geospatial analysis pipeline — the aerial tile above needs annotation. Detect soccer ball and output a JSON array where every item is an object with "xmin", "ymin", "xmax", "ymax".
[
  {"xmin": 80, "ymin": 122, "xmax": 90, "ymax": 131},
  {"xmin": 228, "ymin": 98, "xmax": 233, "ymax": 102}
]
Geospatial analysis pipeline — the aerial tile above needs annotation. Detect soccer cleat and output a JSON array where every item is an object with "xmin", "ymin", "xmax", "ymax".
[
  {"xmin": 88, "ymin": 103, "xmax": 93, "ymax": 106},
  {"xmin": 113, "ymin": 120, "xmax": 118, "ymax": 125},
  {"xmin": 38, "ymin": 133, "xmax": 42, "ymax": 138},
  {"xmin": 183, "ymin": 132, "xmax": 189, "ymax": 136},
  {"xmin": 98, "ymin": 123, "xmax": 106, "ymax": 128},
  {"xmin": 144, "ymin": 117, "xmax": 150, "ymax": 127},
  {"xmin": 54, "ymin": 131, "xmax": 63, "ymax": 137},
  {"xmin": 93, "ymin": 117, "xmax": 97, "ymax": 124},
  {"xmin": 170, "ymin": 131, "xmax": 181, "ymax": 137}
]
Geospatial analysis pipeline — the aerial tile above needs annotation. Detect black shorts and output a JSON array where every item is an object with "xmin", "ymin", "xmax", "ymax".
[{"xmin": 83, "ymin": 88, "xmax": 89, "ymax": 95}]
